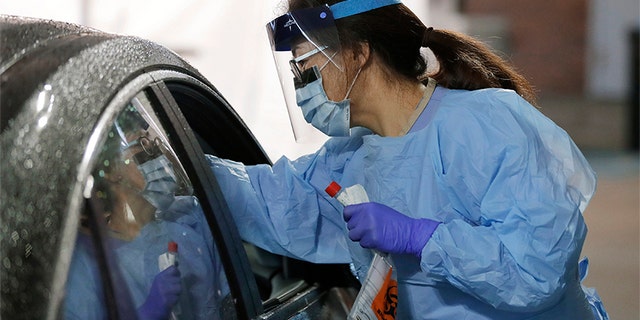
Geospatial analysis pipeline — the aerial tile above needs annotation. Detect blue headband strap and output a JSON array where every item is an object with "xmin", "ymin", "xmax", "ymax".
[{"xmin": 330, "ymin": 0, "xmax": 402, "ymax": 20}]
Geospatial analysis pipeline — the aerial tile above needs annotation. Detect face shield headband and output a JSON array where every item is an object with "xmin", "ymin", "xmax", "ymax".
[
  {"xmin": 330, "ymin": 0, "xmax": 402, "ymax": 19},
  {"xmin": 267, "ymin": 0, "xmax": 402, "ymax": 51}
]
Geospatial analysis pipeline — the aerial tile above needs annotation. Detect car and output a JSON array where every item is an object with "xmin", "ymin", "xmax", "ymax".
[{"xmin": 0, "ymin": 14, "xmax": 359, "ymax": 319}]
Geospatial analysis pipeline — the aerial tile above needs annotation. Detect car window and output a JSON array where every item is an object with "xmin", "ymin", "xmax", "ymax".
[{"xmin": 64, "ymin": 92, "xmax": 232, "ymax": 319}]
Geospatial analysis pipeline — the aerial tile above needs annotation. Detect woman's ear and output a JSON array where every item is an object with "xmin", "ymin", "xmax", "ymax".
[{"xmin": 354, "ymin": 41, "xmax": 371, "ymax": 68}]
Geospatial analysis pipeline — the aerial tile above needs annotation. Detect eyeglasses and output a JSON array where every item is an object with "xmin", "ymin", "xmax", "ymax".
[
  {"xmin": 289, "ymin": 45, "xmax": 330, "ymax": 80},
  {"xmin": 122, "ymin": 134, "xmax": 164, "ymax": 165}
]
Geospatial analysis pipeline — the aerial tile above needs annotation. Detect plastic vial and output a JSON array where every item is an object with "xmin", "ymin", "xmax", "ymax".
[
  {"xmin": 325, "ymin": 181, "xmax": 397, "ymax": 320},
  {"xmin": 158, "ymin": 241, "xmax": 178, "ymax": 271},
  {"xmin": 158, "ymin": 241, "xmax": 181, "ymax": 320},
  {"xmin": 325, "ymin": 181, "xmax": 369, "ymax": 205}
]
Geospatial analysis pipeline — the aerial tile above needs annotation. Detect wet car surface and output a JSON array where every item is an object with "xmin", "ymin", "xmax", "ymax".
[{"xmin": 0, "ymin": 15, "xmax": 358, "ymax": 319}]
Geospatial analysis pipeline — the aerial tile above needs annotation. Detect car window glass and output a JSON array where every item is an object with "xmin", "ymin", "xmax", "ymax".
[{"xmin": 64, "ymin": 92, "xmax": 232, "ymax": 319}]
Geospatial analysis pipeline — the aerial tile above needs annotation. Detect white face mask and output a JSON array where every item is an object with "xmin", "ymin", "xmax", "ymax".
[
  {"xmin": 137, "ymin": 154, "xmax": 177, "ymax": 211},
  {"xmin": 294, "ymin": 65, "xmax": 361, "ymax": 137}
]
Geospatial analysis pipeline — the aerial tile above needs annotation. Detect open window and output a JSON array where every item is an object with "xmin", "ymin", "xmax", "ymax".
[{"xmin": 165, "ymin": 78, "xmax": 360, "ymax": 316}]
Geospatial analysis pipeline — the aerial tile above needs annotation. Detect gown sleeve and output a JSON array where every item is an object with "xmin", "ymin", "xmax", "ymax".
[
  {"xmin": 420, "ymin": 89, "xmax": 597, "ymax": 312},
  {"xmin": 206, "ymin": 132, "xmax": 366, "ymax": 263},
  {"xmin": 64, "ymin": 234, "xmax": 107, "ymax": 320}
]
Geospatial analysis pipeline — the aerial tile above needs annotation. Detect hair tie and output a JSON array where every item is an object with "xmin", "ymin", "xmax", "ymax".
[{"xmin": 423, "ymin": 27, "xmax": 434, "ymax": 47}]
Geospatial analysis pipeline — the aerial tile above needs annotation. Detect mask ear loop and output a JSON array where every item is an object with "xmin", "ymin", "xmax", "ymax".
[
  {"xmin": 343, "ymin": 67, "xmax": 362, "ymax": 100},
  {"xmin": 343, "ymin": 41, "xmax": 370, "ymax": 100}
]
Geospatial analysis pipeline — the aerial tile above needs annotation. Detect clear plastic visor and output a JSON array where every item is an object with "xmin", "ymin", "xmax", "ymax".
[{"xmin": 266, "ymin": 5, "xmax": 344, "ymax": 142}]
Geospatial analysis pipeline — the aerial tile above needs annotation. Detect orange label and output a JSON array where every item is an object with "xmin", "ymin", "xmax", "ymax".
[{"xmin": 371, "ymin": 268, "xmax": 398, "ymax": 320}]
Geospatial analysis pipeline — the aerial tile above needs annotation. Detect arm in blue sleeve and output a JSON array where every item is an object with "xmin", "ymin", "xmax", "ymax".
[
  {"xmin": 206, "ymin": 147, "xmax": 353, "ymax": 263},
  {"xmin": 65, "ymin": 235, "xmax": 106, "ymax": 320},
  {"xmin": 420, "ymin": 90, "xmax": 596, "ymax": 312}
]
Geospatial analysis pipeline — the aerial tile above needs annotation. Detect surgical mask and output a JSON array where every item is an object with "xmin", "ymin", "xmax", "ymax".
[
  {"xmin": 137, "ymin": 154, "xmax": 177, "ymax": 211},
  {"xmin": 295, "ymin": 65, "xmax": 361, "ymax": 137}
]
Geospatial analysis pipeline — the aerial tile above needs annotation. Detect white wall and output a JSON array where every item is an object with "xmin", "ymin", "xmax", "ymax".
[
  {"xmin": 587, "ymin": 0, "xmax": 639, "ymax": 100},
  {"xmin": 425, "ymin": 0, "xmax": 468, "ymax": 32},
  {"xmin": 1, "ymin": 0, "xmax": 82, "ymax": 23}
]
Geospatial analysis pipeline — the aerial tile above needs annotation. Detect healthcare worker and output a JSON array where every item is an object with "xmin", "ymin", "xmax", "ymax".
[
  {"xmin": 208, "ymin": 0, "xmax": 609, "ymax": 319},
  {"xmin": 65, "ymin": 105, "xmax": 229, "ymax": 320}
]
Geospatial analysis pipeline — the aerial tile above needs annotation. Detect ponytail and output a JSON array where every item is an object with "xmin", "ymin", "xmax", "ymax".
[{"xmin": 423, "ymin": 27, "xmax": 537, "ymax": 105}]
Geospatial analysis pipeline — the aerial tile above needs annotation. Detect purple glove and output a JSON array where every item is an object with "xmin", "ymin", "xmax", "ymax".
[
  {"xmin": 343, "ymin": 202, "xmax": 440, "ymax": 258},
  {"xmin": 138, "ymin": 265, "xmax": 182, "ymax": 320}
]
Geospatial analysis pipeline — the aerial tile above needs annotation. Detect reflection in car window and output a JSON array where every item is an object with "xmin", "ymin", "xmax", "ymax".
[{"xmin": 65, "ymin": 92, "xmax": 231, "ymax": 319}]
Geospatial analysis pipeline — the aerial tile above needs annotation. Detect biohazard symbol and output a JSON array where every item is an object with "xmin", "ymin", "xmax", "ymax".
[{"xmin": 371, "ymin": 268, "xmax": 398, "ymax": 320}]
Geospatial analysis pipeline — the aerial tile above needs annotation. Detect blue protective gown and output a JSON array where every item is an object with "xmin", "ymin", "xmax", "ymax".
[
  {"xmin": 65, "ymin": 196, "xmax": 229, "ymax": 320},
  {"xmin": 208, "ymin": 86, "xmax": 607, "ymax": 319}
]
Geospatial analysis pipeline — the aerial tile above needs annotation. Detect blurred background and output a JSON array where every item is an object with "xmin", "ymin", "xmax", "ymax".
[{"xmin": 2, "ymin": 0, "xmax": 638, "ymax": 318}]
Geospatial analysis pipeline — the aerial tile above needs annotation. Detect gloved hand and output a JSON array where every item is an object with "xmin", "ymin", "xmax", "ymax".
[
  {"xmin": 343, "ymin": 202, "xmax": 440, "ymax": 258},
  {"xmin": 138, "ymin": 265, "xmax": 182, "ymax": 320}
]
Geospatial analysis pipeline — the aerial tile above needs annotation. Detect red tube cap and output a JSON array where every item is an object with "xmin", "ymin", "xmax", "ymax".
[{"xmin": 325, "ymin": 181, "xmax": 342, "ymax": 197}]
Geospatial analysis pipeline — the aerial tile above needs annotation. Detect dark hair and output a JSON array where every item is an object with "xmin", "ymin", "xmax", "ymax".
[{"xmin": 287, "ymin": 0, "xmax": 537, "ymax": 104}]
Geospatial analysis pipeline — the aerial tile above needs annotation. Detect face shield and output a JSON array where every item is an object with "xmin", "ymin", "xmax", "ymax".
[
  {"xmin": 267, "ymin": 5, "xmax": 343, "ymax": 141},
  {"xmin": 266, "ymin": 0, "xmax": 402, "ymax": 141}
]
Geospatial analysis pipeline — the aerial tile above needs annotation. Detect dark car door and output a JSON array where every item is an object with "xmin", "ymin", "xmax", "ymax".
[{"xmin": 0, "ymin": 15, "xmax": 356, "ymax": 320}]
